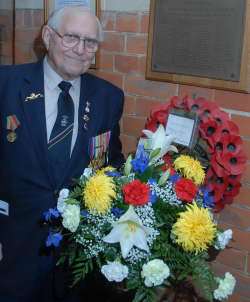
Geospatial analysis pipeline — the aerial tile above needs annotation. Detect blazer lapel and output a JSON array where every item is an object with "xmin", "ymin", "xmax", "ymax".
[{"xmin": 20, "ymin": 61, "xmax": 54, "ymax": 187}]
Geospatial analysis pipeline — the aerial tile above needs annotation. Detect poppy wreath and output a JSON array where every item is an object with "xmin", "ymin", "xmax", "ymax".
[{"xmin": 144, "ymin": 96, "xmax": 247, "ymax": 212}]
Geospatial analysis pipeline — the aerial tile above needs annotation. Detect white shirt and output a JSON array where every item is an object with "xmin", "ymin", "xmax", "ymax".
[{"xmin": 43, "ymin": 57, "xmax": 81, "ymax": 154}]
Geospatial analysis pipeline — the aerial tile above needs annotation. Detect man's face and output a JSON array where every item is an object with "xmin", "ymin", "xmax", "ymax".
[{"xmin": 43, "ymin": 12, "xmax": 98, "ymax": 80}]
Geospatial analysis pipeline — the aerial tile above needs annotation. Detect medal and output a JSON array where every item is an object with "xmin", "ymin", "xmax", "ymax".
[
  {"xmin": 7, "ymin": 131, "xmax": 17, "ymax": 142},
  {"xmin": 6, "ymin": 115, "xmax": 20, "ymax": 143}
]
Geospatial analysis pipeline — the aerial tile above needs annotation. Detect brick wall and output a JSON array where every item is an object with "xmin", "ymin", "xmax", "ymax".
[
  {"xmin": 0, "ymin": 9, "xmax": 44, "ymax": 65},
  {"xmin": 91, "ymin": 11, "xmax": 250, "ymax": 302},
  {"xmin": 0, "ymin": 9, "xmax": 13, "ymax": 64}
]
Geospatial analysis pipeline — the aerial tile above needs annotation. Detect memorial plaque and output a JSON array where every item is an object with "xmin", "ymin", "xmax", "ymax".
[{"xmin": 151, "ymin": 0, "xmax": 246, "ymax": 82}]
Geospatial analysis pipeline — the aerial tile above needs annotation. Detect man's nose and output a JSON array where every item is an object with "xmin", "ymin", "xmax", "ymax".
[{"xmin": 73, "ymin": 39, "xmax": 86, "ymax": 54}]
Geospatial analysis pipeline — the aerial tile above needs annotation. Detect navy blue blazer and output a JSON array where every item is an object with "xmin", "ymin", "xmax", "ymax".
[{"xmin": 0, "ymin": 61, "xmax": 124, "ymax": 302}]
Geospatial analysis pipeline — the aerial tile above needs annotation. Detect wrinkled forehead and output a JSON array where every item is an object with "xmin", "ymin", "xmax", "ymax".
[{"xmin": 59, "ymin": 11, "xmax": 98, "ymax": 38}]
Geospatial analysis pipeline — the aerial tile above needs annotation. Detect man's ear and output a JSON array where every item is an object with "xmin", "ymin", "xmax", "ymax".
[{"xmin": 42, "ymin": 25, "xmax": 51, "ymax": 50}]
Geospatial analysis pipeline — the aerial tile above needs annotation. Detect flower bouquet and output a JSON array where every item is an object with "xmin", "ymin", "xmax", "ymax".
[{"xmin": 44, "ymin": 125, "xmax": 236, "ymax": 302}]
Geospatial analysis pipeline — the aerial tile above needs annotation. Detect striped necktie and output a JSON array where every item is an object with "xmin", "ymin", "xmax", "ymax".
[{"xmin": 48, "ymin": 81, "xmax": 74, "ymax": 184}]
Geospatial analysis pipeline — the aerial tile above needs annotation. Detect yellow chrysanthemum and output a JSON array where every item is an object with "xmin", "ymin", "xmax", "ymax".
[
  {"xmin": 83, "ymin": 174, "xmax": 116, "ymax": 214},
  {"xmin": 96, "ymin": 166, "xmax": 115, "ymax": 175},
  {"xmin": 172, "ymin": 202, "xmax": 216, "ymax": 253},
  {"xmin": 173, "ymin": 155, "xmax": 205, "ymax": 185}
]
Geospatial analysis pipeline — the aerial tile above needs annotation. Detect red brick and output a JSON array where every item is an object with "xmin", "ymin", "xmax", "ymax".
[
  {"xmin": 138, "ymin": 56, "xmax": 146, "ymax": 75},
  {"xmin": 214, "ymin": 90, "xmax": 250, "ymax": 112},
  {"xmin": 15, "ymin": 10, "xmax": 24, "ymax": 27},
  {"xmin": 91, "ymin": 70, "xmax": 123, "ymax": 89},
  {"xmin": 116, "ymin": 13, "xmax": 139, "ymax": 33},
  {"xmin": 123, "ymin": 116, "xmax": 147, "ymax": 137},
  {"xmin": 179, "ymin": 85, "xmax": 215, "ymax": 100},
  {"xmin": 218, "ymin": 222, "xmax": 250, "ymax": 252},
  {"xmin": 120, "ymin": 134, "xmax": 137, "ymax": 156},
  {"xmin": 101, "ymin": 32, "xmax": 125, "ymax": 52},
  {"xmin": 23, "ymin": 10, "xmax": 32, "ymax": 27},
  {"xmin": 100, "ymin": 11, "xmax": 115, "ymax": 31},
  {"xmin": 140, "ymin": 14, "xmax": 149, "ymax": 33},
  {"xmin": 124, "ymin": 95, "xmax": 136, "ymax": 116},
  {"xmin": 227, "ymin": 293, "xmax": 250, "ymax": 302},
  {"xmin": 135, "ymin": 97, "xmax": 163, "ymax": 117},
  {"xmin": 15, "ymin": 29, "xmax": 40, "ymax": 42},
  {"xmin": 216, "ymin": 247, "xmax": 247, "ymax": 271},
  {"xmin": 99, "ymin": 51, "xmax": 114, "ymax": 71},
  {"xmin": 33, "ymin": 10, "xmax": 44, "ymax": 27},
  {"xmin": 218, "ymin": 205, "xmax": 250, "ymax": 231},
  {"xmin": 114, "ymin": 54, "xmax": 139, "ymax": 74},
  {"xmin": 241, "ymin": 163, "xmax": 250, "ymax": 184},
  {"xmin": 127, "ymin": 35, "xmax": 147, "ymax": 54},
  {"xmin": 124, "ymin": 75, "xmax": 178, "ymax": 99},
  {"xmin": 234, "ymin": 186, "xmax": 250, "ymax": 207},
  {"xmin": 242, "ymin": 139, "xmax": 250, "ymax": 158},
  {"xmin": 0, "ymin": 43, "xmax": 12, "ymax": 56},
  {"xmin": 232, "ymin": 115, "xmax": 250, "ymax": 137}
]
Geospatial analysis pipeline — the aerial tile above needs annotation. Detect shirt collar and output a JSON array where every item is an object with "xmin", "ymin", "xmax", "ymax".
[{"xmin": 43, "ymin": 56, "xmax": 80, "ymax": 91}]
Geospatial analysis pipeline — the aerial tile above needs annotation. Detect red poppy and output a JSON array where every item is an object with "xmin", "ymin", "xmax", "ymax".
[
  {"xmin": 170, "ymin": 96, "xmax": 189, "ymax": 110},
  {"xmin": 197, "ymin": 100, "xmax": 219, "ymax": 122},
  {"xmin": 216, "ymin": 149, "xmax": 247, "ymax": 175},
  {"xmin": 220, "ymin": 120, "xmax": 239, "ymax": 137},
  {"xmin": 145, "ymin": 117, "xmax": 158, "ymax": 132},
  {"xmin": 223, "ymin": 177, "xmax": 241, "ymax": 198},
  {"xmin": 199, "ymin": 119, "xmax": 222, "ymax": 149},
  {"xmin": 211, "ymin": 109, "xmax": 229, "ymax": 126},
  {"xmin": 122, "ymin": 179, "xmax": 150, "ymax": 206},
  {"xmin": 175, "ymin": 178, "xmax": 198, "ymax": 202},
  {"xmin": 219, "ymin": 134, "xmax": 243, "ymax": 154},
  {"xmin": 186, "ymin": 97, "xmax": 208, "ymax": 114}
]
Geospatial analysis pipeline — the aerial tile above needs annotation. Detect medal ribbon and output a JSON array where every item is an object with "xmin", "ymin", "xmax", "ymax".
[{"xmin": 6, "ymin": 115, "xmax": 20, "ymax": 131}]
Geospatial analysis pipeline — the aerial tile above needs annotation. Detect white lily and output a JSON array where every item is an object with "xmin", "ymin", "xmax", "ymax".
[
  {"xmin": 143, "ymin": 124, "xmax": 178, "ymax": 162},
  {"xmin": 103, "ymin": 206, "xmax": 150, "ymax": 258}
]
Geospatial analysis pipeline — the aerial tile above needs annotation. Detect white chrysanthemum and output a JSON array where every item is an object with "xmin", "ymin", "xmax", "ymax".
[
  {"xmin": 57, "ymin": 188, "xmax": 69, "ymax": 214},
  {"xmin": 62, "ymin": 204, "xmax": 80, "ymax": 233},
  {"xmin": 214, "ymin": 229, "xmax": 233, "ymax": 250},
  {"xmin": 214, "ymin": 272, "xmax": 236, "ymax": 301},
  {"xmin": 141, "ymin": 259, "xmax": 170, "ymax": 287},
  {"xmin": 101, "ymin": 261, "xmax": 128, "ymax": 282}
]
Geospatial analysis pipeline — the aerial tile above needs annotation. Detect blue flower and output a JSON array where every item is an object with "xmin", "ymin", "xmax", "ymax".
[
  {"xmin": 131, "ymin": 144, "xmax": 149, "ymax": 173},
  {"xmin": 148, "ymin": 178, "xmax": 157, "ymax": 204},
  {"xmin": 169, "ymin": 173, "xmax": 180, "ymax": 184},
  {"xmin": 200, "ymin": 187, "xmax": 215, "ymax": 208},
  {"xmin": 105, "ymin": 171, "xmax": 121, "ymax": 177},
  {"xmin": 81, "ymin": 210, "xmax": 89, "ymax": 218},
  {"xmin": 43, "ymin": 208, "xmax": 60, "ymax": 221},
  {"xmin": 111, "ymin": 207, "xmax": 124, "ymax": 218},
  {"xmin": 46, "ymin": 232, "xmax": 62, "ymax": 247}
]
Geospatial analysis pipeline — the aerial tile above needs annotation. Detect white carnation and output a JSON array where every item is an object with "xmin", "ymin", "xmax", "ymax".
[
  {"xmin": 214, "ymin": 272, "xmax": 236, "ymax": 301},
  {"xmin": 62, "ymin": 204, "xmax": 80, "ymax": 233},
  {"xmin": 141, "ymin": 259, "xmax": 170, "ymax": 287},
  {"xmin": 81, "ymin": 167, "xmax": 93, "ymax": 179},
  {"xmin": 57, "ymin": 188, "xmax": 69, "ymax": 214},
  {"xmin": 215, "ymin": 229, "xmax": 233, "ymax": 250},
  {"xmin": 101, "ymin": 261, "xmax": 128, "ymax": 282}
]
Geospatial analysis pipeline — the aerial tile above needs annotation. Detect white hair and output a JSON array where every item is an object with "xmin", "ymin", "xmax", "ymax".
[{"xmin": 47, "ymin": 5, "xmax": 103, "ymax": 41}]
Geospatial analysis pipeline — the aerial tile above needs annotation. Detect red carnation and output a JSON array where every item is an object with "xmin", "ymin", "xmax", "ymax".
[
  {"xmin": 122, "ymin": 179, "xmax": 150, "ymax": 206},
  {"xmin": 175, "ymin": 178, "xmax": 198, "ymax": 203}
]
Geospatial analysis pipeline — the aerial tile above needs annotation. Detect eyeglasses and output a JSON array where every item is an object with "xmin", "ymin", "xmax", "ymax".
[{"xmin": 50, "ymin": 27, "xmax": 99, "ymax": 53}]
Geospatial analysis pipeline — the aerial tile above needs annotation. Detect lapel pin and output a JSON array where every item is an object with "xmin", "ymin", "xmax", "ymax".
[{"xmin": 25, "ymin": 93, "xmax": 44, "ymax": 102}]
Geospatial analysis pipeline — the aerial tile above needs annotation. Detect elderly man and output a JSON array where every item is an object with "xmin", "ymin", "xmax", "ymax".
[{"xmin": 0, "ymin": 6, "xmax": 124, "ymax": 302}]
